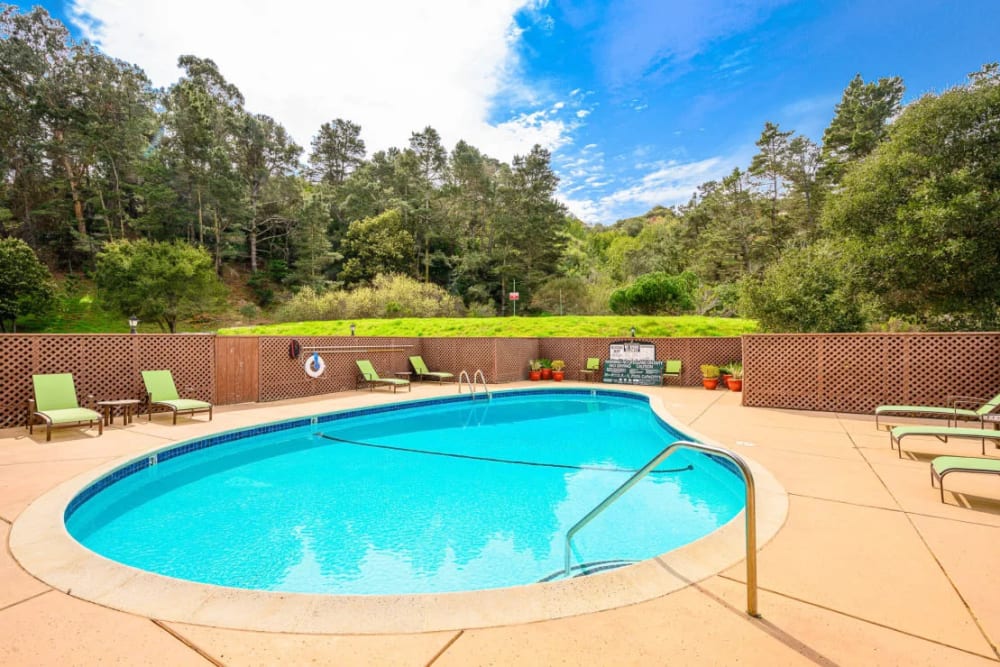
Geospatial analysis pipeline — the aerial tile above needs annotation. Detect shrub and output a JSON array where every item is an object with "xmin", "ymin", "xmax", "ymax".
[
  {"xmin": 274, "ymin": 274, "xmax": 464, "ymax": 322},
  {"xmin": 609, "ymin": 272, "xmax": 695, "ymax": 315}
]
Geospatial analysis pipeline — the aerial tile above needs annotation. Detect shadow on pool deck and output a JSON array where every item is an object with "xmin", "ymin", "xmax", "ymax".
[{"xmin": 2, "ymin": 382, "xmax": 999, "ymax": 665}]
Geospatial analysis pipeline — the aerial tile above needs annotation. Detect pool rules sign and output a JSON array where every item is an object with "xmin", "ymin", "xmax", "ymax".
[{"xmin": 602, "ymin": 340, "xmax": 664, "ymax": 386}]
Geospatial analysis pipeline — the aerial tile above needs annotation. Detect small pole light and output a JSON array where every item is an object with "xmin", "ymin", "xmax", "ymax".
[
  {"xmin": 350, "ymin": 323, "xmax": 356, "ymax": 337},
  {"xmin": 630, "ymin": 326, "xmax": 636, "ymax": 338},
  {"xmin": 128, "ymin": 315, "xmax": 139, "ymax": 334}
]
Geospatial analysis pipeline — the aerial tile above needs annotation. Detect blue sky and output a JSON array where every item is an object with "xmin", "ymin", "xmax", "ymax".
[{"xmin": 27, "ymin": 0, "xmax": 1000, "ymax": 225}]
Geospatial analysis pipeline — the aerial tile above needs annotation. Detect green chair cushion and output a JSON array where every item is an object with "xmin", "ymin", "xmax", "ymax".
[
  {"xmin": 157, "ymin": 398, "xmax": 211, "ymax": 411},
  {"xmin": 33, "ymin": 373, "xmax": 81, "ymax": 411},
  {"xmin": 41, "ymin": 407, "xmax": 101, "ymax": 424},
  {"xmin": 932, "ymin": 455, "xmax": 1000, "ymax": 475},
  {"xmin": 141, "ymin": 370, "xmax": 181, "ymax": 401}
]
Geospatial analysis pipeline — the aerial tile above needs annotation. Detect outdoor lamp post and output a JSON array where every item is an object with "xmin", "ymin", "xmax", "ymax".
[
  {"xmin": 630, "ymin": 326, "xmax": 636, "ymax": 338},
  {"xmin": 350, "ymin": 323, "xmax": 356, "ymax": 337},
  {"xmin": 128, "ymin": 315, "xmax": 139, "ymax": 334}
]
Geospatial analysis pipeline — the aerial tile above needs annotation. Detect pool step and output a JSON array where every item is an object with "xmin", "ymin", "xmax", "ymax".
[{"xmin": 537, "ymin": 559, "xmax": 638, "ymax": 583}]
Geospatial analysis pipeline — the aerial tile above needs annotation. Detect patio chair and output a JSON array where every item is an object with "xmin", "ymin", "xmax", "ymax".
[
  {"xmin": 141, "ymin": 370, "xmax": 213, "ymax": 424},
  {"xmin": 874, "ymin": 392, "xmax": 1000, "ymax": 430},
  {"xmin": 930, "ymin": 455, "xmax": 1000, "ymax": 503},
  {"xmin": 661, "ymin": 359, "xmax": 682, "ymax": 385},
  {"xmin": 889, "ymin": 424, "xmax": 1000, "ymax": 458},
  {"xmin": 28, "ymin": 373, "xmax": 103, "ymax": 441},
  {"xmin": 579, "ymin": 358, "xmax": 601, "ymax": 382},
  {"xmin": 356, "ymin": 360, "xmax": 411, "ymax": 393},
  {"xmin": 408, "ymin": 355, "xmax": 454, "ymax": 382}
]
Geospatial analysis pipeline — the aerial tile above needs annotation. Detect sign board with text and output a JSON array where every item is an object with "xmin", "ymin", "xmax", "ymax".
[{"xmin": 602, "ymin": 340, "xmax": 662, "ymax": 386}]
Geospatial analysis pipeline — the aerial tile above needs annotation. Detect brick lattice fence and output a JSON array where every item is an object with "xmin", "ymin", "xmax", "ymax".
[{"xmin": 3, "ymin": 331, "xmax": 999, "ymax": 430}]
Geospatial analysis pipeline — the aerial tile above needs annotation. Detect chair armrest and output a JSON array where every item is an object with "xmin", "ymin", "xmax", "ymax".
[{"xmin": 948, "ymin": 396, "xmax": 988, "ymax": 409}]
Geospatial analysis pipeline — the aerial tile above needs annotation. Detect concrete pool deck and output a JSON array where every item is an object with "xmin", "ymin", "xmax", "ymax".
[{"xmin": 2, "ymin": 382, "xmax": 999, "ymax": 665}]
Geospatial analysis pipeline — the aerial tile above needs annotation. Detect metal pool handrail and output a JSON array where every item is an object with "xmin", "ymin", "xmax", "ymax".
[
  {"xmin": 563, "ymin": 440, "xmax": 759, "ymax": 617},
  {"xmin": 458, "ymin": 370, "xmax": 491, "ymax": 399}
]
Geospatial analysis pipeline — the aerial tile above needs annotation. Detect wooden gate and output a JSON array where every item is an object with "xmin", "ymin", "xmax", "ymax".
[{"xmin": 215, "ymin": 336, "xmax": 260, "ymax": 404}]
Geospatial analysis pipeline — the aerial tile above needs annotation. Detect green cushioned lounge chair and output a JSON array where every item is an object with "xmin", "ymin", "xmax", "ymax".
[
  {"xmin": 890, "ymin": 424, "xmax": 1000, "ymax": 458},
  {"xmin": 875, "ymin": 392, "xmax": 1000, "ymax": 430},
  {"xmin": 409, "ymin": 355, "xmax": 454, "ymax": 382},
  {"xmin": 356, "ymin": 360, "xmax": 411, "ymax": 393},
  {"xmin": 579, "ymin": 357, "xmax": 600, "ymax": 382},
  {"xmin": 141, "ymin": 370, "xmax": 213, "ymax": 424},
  {"xmin": 931, "ymin": 456, "xmax": 1000, "ymax": 503},
  {"xmin": 661, "ymin": 359, "xmax": 682, "ymax": 385},
  {"xmin": 29, "ymin": 373, "xmax": 103, "ymax": 442}
]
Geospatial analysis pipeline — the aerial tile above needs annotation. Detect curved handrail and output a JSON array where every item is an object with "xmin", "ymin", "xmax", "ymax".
[
  {"xmin": 457, "ymin": 370, "xmax": 473, "ymax": 395},
  {"xmin": 473, "ymin": 370, "xmax": 490, "ymax": 399},
  {"xmin": 563, "ymin": 440, "xmax": 759, "ymax": 617}
]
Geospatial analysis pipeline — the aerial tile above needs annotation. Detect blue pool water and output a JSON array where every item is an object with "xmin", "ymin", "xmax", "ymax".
[{"xmin": 66, "ymin": 390, "xmax": 745, "ymax": 594}]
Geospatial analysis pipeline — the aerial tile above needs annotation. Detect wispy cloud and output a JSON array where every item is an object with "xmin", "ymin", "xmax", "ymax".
[
  {"xmin": 595, "ymin": 0, "xmax": 790, "ymax": 88},
  {"xmin": 558, "ymin": 153, "xmax": 741, "ymax": 225}
]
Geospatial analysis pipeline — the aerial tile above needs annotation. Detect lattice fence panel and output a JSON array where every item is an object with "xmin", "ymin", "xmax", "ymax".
[
  {"xmin": 743, "ymin": 335, "xmax": 821, "ymax": 410},
  {"xmin": 258, "ymin": 336, "xmax": 421, "ymax": 402},
  {"xmin": 745, "ymin": 332, "xmax": 1000, "ymax": 413},
  {"xmin": 138, "ymin": 335, "xmax": 216, "ymax": 404},
  {"xmin": 494, "ymin": 338, "xmax": 540, "ymax": 382},
  {"xmin": 35, "ymin": 335, "xmax": 137, "ymax": 408},
  {"xmin": 0, "ymin": 336, "xmax": 37, "ymax": 428}
]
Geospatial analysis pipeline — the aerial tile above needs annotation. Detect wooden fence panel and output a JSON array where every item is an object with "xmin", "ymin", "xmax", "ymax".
[{"xmin": 215, "ymin": 337, "xmax": 260, "ymax": 404}]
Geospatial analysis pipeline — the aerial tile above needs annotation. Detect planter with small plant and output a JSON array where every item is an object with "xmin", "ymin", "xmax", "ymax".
[
  {"xmin": 528, "ymin": 359, "xmax": 542, "ymax": 381},
  {"xmin": 551, "ymin": 359, "xmax": 566, "ymax": 381},
  {"xmin": 726, "ymin": 361, "xmax": 743, "ymax": 391},
  {"xmin": 538, "ymin": 358, "xmax": 553, "ymax": 380},
  {"xmin": 700, "ymin": 364, "xmax": 721, "ymax": 390}
]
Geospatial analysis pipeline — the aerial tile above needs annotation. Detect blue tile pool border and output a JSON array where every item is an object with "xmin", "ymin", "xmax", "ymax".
[{"xmin": 63, "ymin": 387, "xmax": 690, "ymax": 522}]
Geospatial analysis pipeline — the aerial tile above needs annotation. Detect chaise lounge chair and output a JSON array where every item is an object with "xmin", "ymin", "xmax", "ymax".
[
  {"xmin": 579, "ymin": 357, "xmax": 601, "ymax": 382},
  {"xmin": 875, "ymin": 392, "xmax": 1000, "ymax": 430},
  {"xmin": 356, "ymin": 360, "xmax": 411, "ymax": 393},
  {"xmin": 890, "ymin": 424, "xmax": 1000, "ymax": 458},
  {"xmin": 930, "ymin": 455, "xmax": 1000, "ymax": 503},
  {"xmin": 409, "ymin": 355, "xmax": 454, "ymax": 382},
  {"xmin": 661, "ymin": 359, "xmax": 682, "ymax": 385},
  {"xmin": 28, "ymin": 373, "xmax": 103, "ymax": 441},
  {"xmin": 141, "ymin": 370, "xmax": 213, "ymax": 424}
]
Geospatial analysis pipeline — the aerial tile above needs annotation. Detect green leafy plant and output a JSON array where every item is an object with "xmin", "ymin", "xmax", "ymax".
[
  {"xmin": 529, "ymin": 359, "xmax": 542, "ymax": 371},
  {"xmin": 551, "ymin": 360, "xmax": 565, "ymax": 371},
  {"xmin": 537, "ymin": 358, "xmax": 552, "ymax": 369},
  {"xmin": 700, "ymin": 364, "xmax": 720, "ymax": 379},
  {"xmin": 726, "ymin": 361, "xmax": 743, "ymax": 379}
]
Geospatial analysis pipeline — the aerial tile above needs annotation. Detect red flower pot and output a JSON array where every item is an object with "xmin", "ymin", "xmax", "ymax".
[
  {"xmin": 552, "ymin": 370, "xmax": 565, "ymax": 381},
  {"xmin": 702, "ymin": 378, "xmax": 719, "ymax": 390},
  {"xmin": 727, "ymin": 378, "xmax": 743, "ymax": 392},
  {"xmin": 529, "ymin": 370, "xmax": 541, "ymax": 381},
  {"xmin": 541, "ymin": 368, "xmax": 553, "ymax": 380}
]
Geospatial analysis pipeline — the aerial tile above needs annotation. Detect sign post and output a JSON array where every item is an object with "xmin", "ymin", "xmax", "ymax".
[{"xmin": 509, "ymin": 279, "xmax": 519, "ymax": 316}]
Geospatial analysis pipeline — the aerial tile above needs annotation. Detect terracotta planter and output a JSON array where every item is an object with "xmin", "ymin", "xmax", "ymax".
[
  {"xmin": 727, "ymin": 378, "xmax": 743, "ymax": 392},
  {"xmin": 702, "ymin": 378, "xmax": 719, "ymax": 390},
  {"xmin": 552, "ymin": 370, "xmax": 565, "ymax": 382},
  {"xmin": 541, "ymin": 368, "xmax": 553, "ymax": 380},
  {"xmin": 721, "ymin": 373, "xmax": 732, "ymax": 388},
  {"xmin": 529, "ymin": 370, "xmax": 541, "ymax": 381}
]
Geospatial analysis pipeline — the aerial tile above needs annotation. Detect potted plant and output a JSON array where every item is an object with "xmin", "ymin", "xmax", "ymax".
[
  {"xmin": 551, "ymin": 360, "xmax": 566, "ymax": 381},
  {"xmin": 700, "ymin": 364, "xmax": 721, "ymax": 390},
  {"xmin": 720, "ymin": 361, "xmax": 734, "ymax": 388},
  {"xmin": 726, "ymin": 362, "xmax": 743, "ymax": 391},
  {"xmin": 538, "ymin": 358, "xmax": 553, "ymax": 380},
  {"xmin": 528, "ymin": 359, "xmax": 542, "ymax": 381}
]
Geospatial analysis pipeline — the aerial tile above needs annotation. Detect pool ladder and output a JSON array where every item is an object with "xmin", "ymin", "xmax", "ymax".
[
  {"xmin": 563, "ymin": 440, "xmax": 760, "ymax": 617},
  {"xmin": 458, "ymin": 370, "xmax": 491, "ymax": 399}
]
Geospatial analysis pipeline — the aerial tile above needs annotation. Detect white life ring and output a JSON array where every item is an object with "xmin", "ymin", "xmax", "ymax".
[{"xmin": 304, "ymin": 352, "xmax": 326, "ymax": 378}]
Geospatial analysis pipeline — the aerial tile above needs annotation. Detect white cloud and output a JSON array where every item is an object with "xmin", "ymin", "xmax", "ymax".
[
  {"xmin": 558, "ymin": 154, "xmax": 737, "ymax": 225},
  {"xmin": 576, "ymin": 109, "xmax": 590, "ymax": 118},
  {"xmin": 68, "ymin": 0, "xmax": 569, "ymax": 162}
]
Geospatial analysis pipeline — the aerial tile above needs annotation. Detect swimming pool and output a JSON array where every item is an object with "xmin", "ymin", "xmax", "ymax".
[{"xmin": 65, "ymin": 388, "xmax": 747, "ymax": 595}]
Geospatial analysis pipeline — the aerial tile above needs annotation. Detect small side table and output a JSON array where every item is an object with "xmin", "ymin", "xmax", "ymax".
[
  {"xmin": 96, "ymin": 399, "xmax": 141, "ymax": 426},
  {"xmin": 984, "ymin": 413, "xmax": 1000, "ymax": 432},
  {"xmin": 394, "ymin": 371, "xmax": 413, "ymax": 382}
]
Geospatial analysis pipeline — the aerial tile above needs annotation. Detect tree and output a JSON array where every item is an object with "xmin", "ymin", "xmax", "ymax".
[
  {"xmin": 291, "ymin": 187, "xmax": 337, "ymax": 289},
  {"xmin": 94, "ymin": 239, "xmax": 225, "ymax": 333},
  {"xmin": 821, "ymin": 74, "xmax": 904, "ymax": 183},
  {"xmin": 738, "ymin": 241, "xmax": 864, "ymax": 332},
  {"xmin": 338, "ymin": 210, "xmax": 413, "ymax": 285},
  {"xmin": 307, "ymin": 118, "xmax": 365, "ymax": 185},
  {"xmin": 823, "ymin": 69, "xmax": 1000, "ymax": 329},
  {"xmin": 749, "ymin": 121, "xmax": 792, "ymax": 234},
  {"xmin": 609, "ymin": 272, "xmax": 696, "ymax": 315},
  {"xmin": 0, "ymin": 238, "xmax": 56, "ymax": 331}
]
